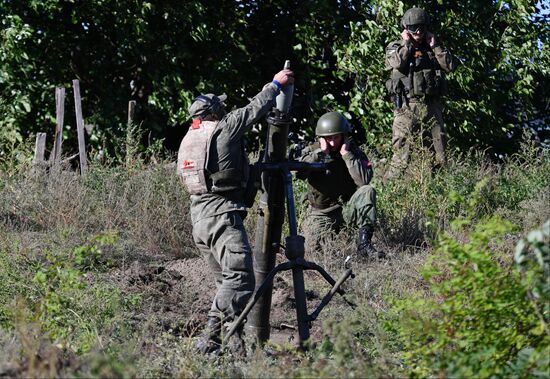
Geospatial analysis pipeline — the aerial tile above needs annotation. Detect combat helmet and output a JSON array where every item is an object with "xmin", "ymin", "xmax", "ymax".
[
  {"xmin": 315, "ymin": 112, "xmax": 350, "ymax": 137},
  {"xmin": 188, "ymin": 93, "xmax": 227, "ymax": 119},
  {"xmin": 401, "ymin": 7, "xmax": 430, "ymax": 28}
]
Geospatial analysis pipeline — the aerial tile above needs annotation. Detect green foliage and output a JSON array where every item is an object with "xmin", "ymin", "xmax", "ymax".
[
  {"xmin": 391, "ymin": 209, "xmax": 549, "ymax": 377},
  {"xmin": 72, "ymin": 230, "xmax": 118, "ymax": 271},
  {"xmin": 515, "ymin": 219, "xmax": 550, "ymax": 331},
  {"xmin": 1, "ymin": 0, "xmax": 548, "ymax": 159},
  {"xmin": 0, "ymin": 231, "xmax": 132, "ymax": 356},
  {"xmin": 376, "ymin": 142, "xmax": 550, "ymax": 246},
  {"xmin": 0, "ymin": 239, "xmax": 36, "ymax": 329},
  {"xmin": 0, "ymin": 15, "xmax": 34, "ymax": 144},
  {"xmin": 31, "ymin": 234, "xmax": 126, "ymax": 353}
]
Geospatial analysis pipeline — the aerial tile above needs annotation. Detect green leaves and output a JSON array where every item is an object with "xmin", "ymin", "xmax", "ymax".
[
  {"xmin": 0, "ymin": 0, "xmax": 548, "ymax": 159},
  {"xmin": 392, "ymin": 212, "xmax": 549, "ymax": 377}
]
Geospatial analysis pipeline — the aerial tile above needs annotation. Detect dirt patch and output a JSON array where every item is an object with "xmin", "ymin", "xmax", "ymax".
[
  {"xmin": 101, "ymin": 256, "xmax": 216, "ymax": 340},
  {"xmin": 106, "ymin": 253, "xmax": 349, "ymax": 348},
  {"xmin": 165, "ymin": 257, "xmax": 216, "ymax": 327}
]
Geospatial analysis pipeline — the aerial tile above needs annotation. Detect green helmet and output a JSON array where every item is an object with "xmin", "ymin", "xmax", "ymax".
[
  {"xmin": 402, "ymin": 7, "xmax": 430, "ymax": 27},
  {"xmin": 315, "ymin": 112, "xmax": 350, "ymax": 137}
]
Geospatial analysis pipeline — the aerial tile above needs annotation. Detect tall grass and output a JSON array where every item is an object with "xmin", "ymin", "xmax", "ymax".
[{"xmin": 0, "ymin": 137, "xmax": 548, "ymax": 377}]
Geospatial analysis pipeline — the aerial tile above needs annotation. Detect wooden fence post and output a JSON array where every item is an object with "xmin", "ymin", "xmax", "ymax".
[
  {"xmin": 73, "ymin": 79, "xmax": 88, "ymax": 176},
  {"xmin": 32, "ymin": 132, "xmax": 47, "ymax": 172},
  {"xmin": 126, "ymin": 100, "xmax": 137, "ymax": 167},
  {"xmin": 51, "ymin": 87, "xmax": 65, "ymax": 165}
]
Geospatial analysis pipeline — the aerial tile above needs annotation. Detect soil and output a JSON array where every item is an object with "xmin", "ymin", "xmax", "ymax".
[{"xmin": 112, "ymin": 253, "xmax": 345, "ymax": 347}]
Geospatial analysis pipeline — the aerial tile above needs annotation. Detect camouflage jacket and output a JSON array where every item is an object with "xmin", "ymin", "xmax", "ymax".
[
  {"xmin": 296, "ymin": 141, "xmax": 373, "ymax": 211},
  {"xmin": 189, "ymin": 82, "xmax": 279, "ymax": 223}
]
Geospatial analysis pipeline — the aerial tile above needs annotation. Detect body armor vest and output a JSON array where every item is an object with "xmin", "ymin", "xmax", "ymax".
[
  {"xmin": 177, "ymin": 120, "xmax": 249, "ymax": 195},
  {"xmin": 306, "ymin": 145, "xmax": 358, "ymax": 209},
  {"xmin": 387, "ymin": 42, "xmax": 447, "ymax": 98}
]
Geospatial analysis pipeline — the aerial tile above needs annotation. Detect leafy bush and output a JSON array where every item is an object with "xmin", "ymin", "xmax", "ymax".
[
  {"xmin": 390, "ymin": 211, "xmax": 549, "ymax": 377},
  {"xmin": 31, "ymin": 235, "xmax": 131, "ymax": 354},
  {"xmin": 72, "ymin": 230, "xmax": 118, "ymax": 271}
]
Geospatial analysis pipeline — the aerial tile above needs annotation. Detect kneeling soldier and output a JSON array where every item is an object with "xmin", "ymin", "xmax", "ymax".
[{"xmin": 296, "ymin": 112, "xmax": 383, "ymax": 258}]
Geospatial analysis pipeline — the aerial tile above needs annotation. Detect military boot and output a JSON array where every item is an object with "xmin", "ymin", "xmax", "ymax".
[
  {"xmin": 194, "ymin": 316, "xmax": 222, "ymax": 355},
  {"xmin": 357, "ymin": 227, "xmax": 385, "ymax": 259},
  {"xmin": 225, "ymin": 323, "xmax": 246, "ymax": 358}
]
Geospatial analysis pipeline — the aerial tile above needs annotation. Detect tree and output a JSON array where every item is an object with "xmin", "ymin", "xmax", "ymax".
[
  {"xmin": 1, "ymin": 0, "xmax": 548, "ymax": 163},
  {"xmin": 333, "ymin": 0, "xmax": 550, "ymax": 156}
]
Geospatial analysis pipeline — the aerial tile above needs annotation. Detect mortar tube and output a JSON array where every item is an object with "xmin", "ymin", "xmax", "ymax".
[{"xmin": 246, "ymin": 112, "xmax": 290, "ymax": 343}]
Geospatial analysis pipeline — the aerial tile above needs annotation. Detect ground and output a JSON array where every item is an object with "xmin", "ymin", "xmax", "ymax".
[{"xmin": 111, "ymin": 250, "xmax": 355, "ymax": 349}]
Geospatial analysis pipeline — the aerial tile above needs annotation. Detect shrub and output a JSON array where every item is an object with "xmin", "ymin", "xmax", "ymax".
[
  {"xmin": 391, "ymin": 213, "xmax": 549, "ymax": 378},
  {"xmin": 31, "ymin": 235, "xmax": 130, "ymax": 354},
  {"xmin": 376, "ymin": 143, "xmax": 549, "ymax": 250}
]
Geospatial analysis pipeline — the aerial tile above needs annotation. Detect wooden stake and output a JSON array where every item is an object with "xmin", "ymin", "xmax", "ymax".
[
  {"xmin": 51, "ymin": 87, "xmax": 65, "ymax": 164},
  {"xmin": 126, "ymin": 100, "xmax": 137, "ymax": 166},
  {"xmin": 33, "ymin": 132, "xmax": 47, "ymax": 164},
  {"xmin": 73, "ymin": 79, "xmax": 88, "ymax": 176},
  {"xmin": 32, "ymin": 132, "xmax": 47, "ymax": 174},
  {"xmin": 128, "ymin": 100, "xmax": 136, "ymax": 126}
]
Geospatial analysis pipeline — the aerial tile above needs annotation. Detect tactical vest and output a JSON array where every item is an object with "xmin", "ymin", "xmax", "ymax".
[
  {"xmin": 386, "ymin": 43, "xmax": 447, "ymax": 98},
  {"xmin": 177, "ymin": 119, "xmax": 252, "ymax": 198},
  {"xmin": 305, "ymin": 144, "xmax": 358, "ymax": 209}
]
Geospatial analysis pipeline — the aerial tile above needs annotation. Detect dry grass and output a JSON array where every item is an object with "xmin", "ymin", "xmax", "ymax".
[
  {"xmin": 1, "ymin": 160, "xmax": 195, "ymax": 262},
  {"xmin": 0, "ymin": 142, "xmax": 548, "ymax": 377}
]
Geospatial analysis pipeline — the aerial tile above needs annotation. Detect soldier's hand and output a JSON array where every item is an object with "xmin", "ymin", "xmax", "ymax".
[
  {"xmin": 401, "ymin": 29, "xmax": 411, "ymax": 41},
  {"xmin": 273, "ymin": 69, "xmax": 294, "ymax": 87},
  {"xmin": 319, "ymin": 137, "xmax": 330, "ymax": 154},
  {"xmin": 426, "ymin": 32, "xmax": 436, "ymax": 48},
  {"xmin": 340, "ymin": 137, "xmax": 351, "ymax": 156}
]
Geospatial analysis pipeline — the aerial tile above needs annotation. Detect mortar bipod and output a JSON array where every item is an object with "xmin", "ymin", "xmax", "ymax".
[{"xmin": 226, "ymin": 161, "xmax": 356, "ymax": 349}]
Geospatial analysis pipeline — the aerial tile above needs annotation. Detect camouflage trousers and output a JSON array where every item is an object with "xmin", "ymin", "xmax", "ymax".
[
  {"xmin": 192, "ymin": 210, "xmax": 255, "ymax": 321},
  {"xmin": 386, "ymin": 98, "xmax": 446, "ymax": 179},
  {"xmin": 302, "ymin": 185, "xmax": 377, "ymax": 250}
]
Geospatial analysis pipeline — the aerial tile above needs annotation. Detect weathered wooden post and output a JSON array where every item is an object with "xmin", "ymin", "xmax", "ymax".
[
  {"xmin": 72, "ymin": 79, "xmax": 88, "ymax": 176},
  {"xmin": 32, "ymin": 132, "xmax": 47, "ymax": 172},
  {"xmin": 50, "ymin": 87, "xmax": 65, "ymax": 165},
  {"xmin": 126, "ymin": 100, "xmax": 137, "ymax": 167}
]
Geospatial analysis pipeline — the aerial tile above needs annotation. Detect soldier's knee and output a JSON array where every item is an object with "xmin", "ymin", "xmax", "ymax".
[{"xmin": 355, "ymin": 184, "xmax": 376, "ymax": 200}]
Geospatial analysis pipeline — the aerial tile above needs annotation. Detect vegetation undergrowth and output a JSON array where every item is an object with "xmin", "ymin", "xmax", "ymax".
[
  {"xmin": 0, "ymin": 138, "xmax": 548, "ymax": 377},
  {"xmin": 375, "ymin": 137, "xmax": 549, "ymax": 250},
  {"xmin": 387, "ymin": 181, "xmax": 549, "ymax": 378}
]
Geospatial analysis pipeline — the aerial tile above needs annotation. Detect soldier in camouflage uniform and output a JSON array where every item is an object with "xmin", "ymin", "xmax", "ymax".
[
  {"xmin": 188, "ymin": 68, "xmax": 294, "ymax": 355},
  {"xmin": 296, "ymin": 112, "xmax": 383, "ymax": 258},
  {"xmin": 384, "ymin": 7, "xmax": 455, "ymax": 180}
]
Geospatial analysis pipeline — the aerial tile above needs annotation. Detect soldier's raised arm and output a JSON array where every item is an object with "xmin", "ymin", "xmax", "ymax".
[
  {"xmin": 223, "ymin": 69, "xmax": 294, "ymax": 140},
  {"xmin": 385, "ymin": 39, "xmax": 413, "ymax": 72},
  {"xmin": 341, "ymin": 140, "xmax": 373, "ymax": 186}
]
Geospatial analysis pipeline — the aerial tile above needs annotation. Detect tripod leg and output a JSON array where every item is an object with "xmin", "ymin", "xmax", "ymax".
[
  {"xmin": 309, "ymin": 268, "xmax": 354, "ymax": 322},
  {"xmin": 226, "ymin": 261, "xmax": 295, "ymax": 339},
  {"xmin": 292, "ymin": 265, "xmax": 310, "ymax": 348},
  {"xmin": 300, "ymin": 258, "xmax": 356, "ymax": 308}
]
